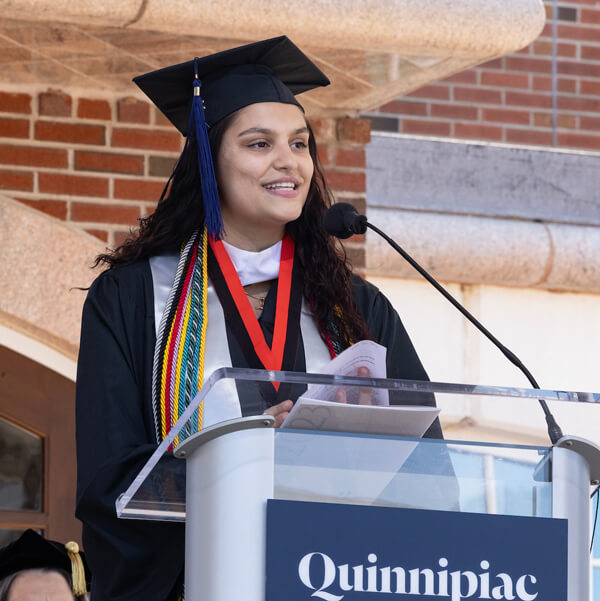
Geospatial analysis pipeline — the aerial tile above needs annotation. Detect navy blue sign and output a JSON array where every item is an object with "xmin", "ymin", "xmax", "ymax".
[{"xmin": 266, "ymin": 500, "xmax": 567, "ymax": 601}]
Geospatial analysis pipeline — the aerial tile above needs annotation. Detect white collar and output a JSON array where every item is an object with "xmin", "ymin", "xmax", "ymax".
[{"xmin": 221, "ymin": 239, "xmax": 282, "ymax": 286}]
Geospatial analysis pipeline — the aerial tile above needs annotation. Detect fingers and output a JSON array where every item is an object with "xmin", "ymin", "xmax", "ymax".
[
  {"xmin": 357, "ymin": 366, "xmax": 372, "ymax": 405},
  {"xmin": 334, "ymin": 388, "xmax": 347, "ymax": 404},
  {"xmin": 264, "ymin": 399, "xmax": 293, "ymax": 428}
]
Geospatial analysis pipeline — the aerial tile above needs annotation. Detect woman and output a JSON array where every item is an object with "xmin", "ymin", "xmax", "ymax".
[{"xmin": 76, "ymin": 36, "xmax": 439, "ymax": 601}]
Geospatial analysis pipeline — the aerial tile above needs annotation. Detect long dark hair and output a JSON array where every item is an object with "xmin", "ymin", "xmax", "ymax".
[{"xmin": 95, "ymin": 110, "xmax": 371, "ymax": 349}]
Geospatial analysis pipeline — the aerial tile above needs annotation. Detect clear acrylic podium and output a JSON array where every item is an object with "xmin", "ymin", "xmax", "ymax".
[{"xmin": 116, "ymin": 368, "xmax": 600, "ymax": 601}]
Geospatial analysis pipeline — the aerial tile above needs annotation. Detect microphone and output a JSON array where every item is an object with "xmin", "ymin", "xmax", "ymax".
[
  {"xmin": 322, "ymin": 202, "xmax": 367, "ymax": 239},
  {"xmin": 323, "ymin": 203, "xmax": 564, "ymax": 445}
]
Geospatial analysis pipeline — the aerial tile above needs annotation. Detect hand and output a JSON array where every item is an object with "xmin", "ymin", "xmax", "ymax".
[
  {"xmin": 264, "ymin": 399, "xmax": 293, "ymax": 428},
  {"xmin": 335, "ymin": 366, "xmax": 373, "ymax": 405}
]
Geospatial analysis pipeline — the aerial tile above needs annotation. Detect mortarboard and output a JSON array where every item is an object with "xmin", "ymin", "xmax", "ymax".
[
  {"xmin": 133, "ymin": 36, "xmax": 330, "ymax": 239},
  {"xmin": 0, "ymin": 530, "xmax": 90, "ymax": 596}
]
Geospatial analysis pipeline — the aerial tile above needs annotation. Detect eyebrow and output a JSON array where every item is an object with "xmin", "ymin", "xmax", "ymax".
[{"xmin": 238, "ymin": 126, "xmax": 310, "ymax": 137}]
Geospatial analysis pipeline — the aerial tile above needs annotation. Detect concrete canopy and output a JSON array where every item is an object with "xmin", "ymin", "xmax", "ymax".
[
  {"xmin": 0, "ymin": 195, "xmax": 101, "ymax": 361},
  {"xmin": 0, "ymin": 0, "xmax": 545, "ymax": 115}
]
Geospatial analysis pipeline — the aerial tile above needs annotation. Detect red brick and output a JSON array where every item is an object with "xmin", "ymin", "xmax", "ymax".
[
  {"xmin": 0, "ymin": 170, "xmax": 33, "ymax": 191},
  {"xmin": 581, "ymin": 8, "xmax": 600, "ymax": 24},
  {"xmin": 85, "ymin": 228, "xmax": 109, "ymax": 242},
  {"xmin": 532, "ymin": 76, "xmax": 552, "ymax": 92},
  {"xmin": 558, "ymin": 78, "xmax": 577, "ymax": 94},
  {"xmin": 581, "ymin": 45, "xmax": 600, "ymax": 60},
  {"xmin": 541, "ymin": 77, "xmax": 579, "ymax": 94},
  {"xmin": 481, "ymin": 72, "xmax": 530, "ymax": 88},
  {"xmin": 336, "ymin": 118, "xmax": 371, "ymax": 144},
  {"xmin": 309, "ymin": 118, "xmax": 335, "ymax": 141},
  {"xmin": 39, "ymin": 90, "xmax": 72, "ymax": 117},
  {"xmin": 39, "ymin": 173, "xmax": 108, "ymax": 197},
  {"xmin": 557, "ymin": 60, "xmax": 600, "ymax": 78},
  {"xmin": 557, "ymin": 132, "xmax": 600, "ymax": 150},
  {"xmin": 532, "ymin": 41, "xmax": 577, "ymax": 58},
  {"xmin": 430, "ymin": 104, "xmax": 478, "ymax": 120},
  {"xmin": 334, "ymin": 147, "xmax": 365, "ymax": 168},
  {"xmin": 323, "ymin": 170, "xmax": 366, "ymax": 193},
  {"xmin": 581, "ymin": 80, "xmax": 600, "ymax": 95},
  {"xmin": 407, "ymin": 84, "xmax": 450, "ymax": 100},
  {"xmin": 75, "ymin": 151, "xmax": 144, "ymax": 175},
  {"xmin": 505, "ymin": 57, "xmax": 552, "ymax": 74},
  {"xmin": 117, "ymin": 97, "xmax": 150, "ymax": 124},
  {"xmin": 402, "ymin": 119, "xmax": 451, "ymax": 136},
  {"xmin": 482, "ymin": 108, "xmax": 530, "ymax": 125},
  {"xmin": 0, "ymin": 118, "xmax": 29, "ymax": 138},
  {"xmin": 506, "ymin": 91, "xmax": 553, "ymax": 109},
  {"xmin": 114, "ymin": 179, "xmax": 165, "ymax": 201},
  {"xmin": 533, "ymin": 113, "xmax": 577, "ymax": 128},
  {"xmin": 454, "ymin": 87, "xmax": 502, "ymax": 104},
  {"xmin": 0, "ymin": 92, "xmax": 31, "ymax": 114},
  {"xmin": 316, "ymin": 144, "xmax": 330, "ymax": 166},
  {"xmin": 558, "ymin": 24, "xmax": 600, "ymax": 42},
  {"xmin": 454, "ymin": 123, "xmax": 503, "ymax": 141},
  {"xmin": 35, "ymin": 121, "xmax": 105, "ymax": 145},
  {"xmin": 379, "ymin": 100, "xmax": 428, "ymax": 116},
  {"xmin": 441, "ymin": 70, "xmax": 478, "ymax": 84},
  {"xmin": 17, "ymin": 198, "xmax": 67, "ymax": 220},
  {"xmin": 0, "ymin": 144, "xmax": 67, "ymax": 168},
  {"xmin": 112, "ymin": 127, "xmax": 182, "ymax": 151},
  {"xmin": 478, "ymin": 58, "xmax": 504, "ymax": 70},
  {"xmin": 558, "ymin": 96, "xmax": 600, "ymax": 112},
  {"xmin": 506, "ymin": 129, "xmax": 554, "ymax": 146},
  {"xmin": 113, "ymin": 230, "xmax": 134, "ymax": 246},
  {"xmin": 71, "ymin": 202, "xmax": 141, "ymax": 224},
  {"xmin": 153, "ymin": 108, "xmax": 172, "ymax": 127},
  {"xmin": 78, "ymin": 98, "xmax": 112, "ymax": 120},
  {"xmin": 580, "ymin": 116, "xmax": 600, "ymax": 131}
]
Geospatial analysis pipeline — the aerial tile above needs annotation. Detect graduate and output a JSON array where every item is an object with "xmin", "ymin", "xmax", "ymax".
[
  {"xmin": 75, "ymin": 36, "xmax": 442, "ymax": 601},
  {"xmin": 0, "ymin": 529, "xmax": 90, "ymax": 600}
]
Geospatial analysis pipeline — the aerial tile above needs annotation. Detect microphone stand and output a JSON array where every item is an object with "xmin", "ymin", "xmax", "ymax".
[{"xmin": 366, "ymin": 221, "xmax": 564, "ymax": 445}]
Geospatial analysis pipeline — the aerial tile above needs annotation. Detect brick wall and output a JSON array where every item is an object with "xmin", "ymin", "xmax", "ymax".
[
  {"xmin": 365, "ymin": 0, "xmax": 600, "ymax": 151},
  {"xmin": 0, "ymin": 89, "xmax": 369, "ymax": 268}
]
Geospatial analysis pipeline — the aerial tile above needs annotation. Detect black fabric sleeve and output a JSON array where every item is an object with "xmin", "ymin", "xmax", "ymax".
[
  {"xmin": 75, "ymin": 266, "xmax": 184, "ymax": 601},
  {"xmin": 351, "ymin": 276, "xmax": 443, "ymax": 439}
]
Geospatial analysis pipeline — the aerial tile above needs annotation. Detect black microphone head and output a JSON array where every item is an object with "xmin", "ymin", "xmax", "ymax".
[{"xmin": 323, "ymin": 202, "xmax": 367, "ymax": 239}]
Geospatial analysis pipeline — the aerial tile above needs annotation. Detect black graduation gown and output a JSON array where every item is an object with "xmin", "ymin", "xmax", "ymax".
[{"xmin": 75, "ymin": 259, "xmax": 441, "ymax": 601}]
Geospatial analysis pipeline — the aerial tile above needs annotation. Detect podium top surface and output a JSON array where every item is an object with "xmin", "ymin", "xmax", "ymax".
[{"xmin": 115, "ymin": 368, "xmax": 599, "ymax": 522}]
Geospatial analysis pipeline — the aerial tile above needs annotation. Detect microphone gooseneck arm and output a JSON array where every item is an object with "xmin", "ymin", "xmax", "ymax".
[{"xmin": 365, "ymin": 221, "xmax": 564, "ymax": 444}]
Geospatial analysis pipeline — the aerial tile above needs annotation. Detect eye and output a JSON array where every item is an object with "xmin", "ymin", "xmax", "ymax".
[
  {"xmin": 291, "ymin": 139, "xmax": 309, "ymax": 150},
  {"xmin": 248, "ymin": 140, "xmax": 270, "ymax": 149}
]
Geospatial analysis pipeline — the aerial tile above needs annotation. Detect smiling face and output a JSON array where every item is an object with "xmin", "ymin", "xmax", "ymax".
[{"xmin": 215, "ymin": 102, "xmax": 314, "ymax": 251}]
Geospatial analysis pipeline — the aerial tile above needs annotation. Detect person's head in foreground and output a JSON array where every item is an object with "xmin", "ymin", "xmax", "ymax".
[{"xmin": 0, "ymin": 530, "xmax": 90, "ymax": 601}]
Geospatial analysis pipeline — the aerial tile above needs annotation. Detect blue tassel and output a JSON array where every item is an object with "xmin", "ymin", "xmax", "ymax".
[{"xmin": 189, "ymin": 61, "xmax": 224, "ymax": 240}]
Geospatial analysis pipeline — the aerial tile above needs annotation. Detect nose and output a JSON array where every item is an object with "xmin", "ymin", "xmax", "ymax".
[{"xmin": 272, "ymin": 142, "xmax": 298, "ymax": 170}]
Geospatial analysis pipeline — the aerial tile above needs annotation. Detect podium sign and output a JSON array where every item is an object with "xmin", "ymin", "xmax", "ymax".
[{"xmin": 266, "ymin": 499, "xmax": 567, "ymax": 601}]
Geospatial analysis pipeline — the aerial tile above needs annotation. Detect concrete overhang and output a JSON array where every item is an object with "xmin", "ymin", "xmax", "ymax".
[
  {"xmin": 0, "ymin": 195, "xmax": 101, "ymax": 361},
  {"xmin": 0, "ymin": 0, "xmax": 545, "ymax": 115}
]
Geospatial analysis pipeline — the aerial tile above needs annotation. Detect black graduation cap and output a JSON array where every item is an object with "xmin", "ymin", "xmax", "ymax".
[
  {"xmin": 134, "ymin": 35, "xmax": 330, "ymax": 135},
  {"xmin": 0, "ymin": 530, "xmax": 90, "ymax": 596},
  {"xmin": 133, "ymin": 36, "xmax": 330, "ymax": 241}
]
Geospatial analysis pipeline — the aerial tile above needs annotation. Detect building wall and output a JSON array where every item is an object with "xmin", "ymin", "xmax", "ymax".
[
  {"xmin": 0, "ymin": 88, "xmax": 368, "ymax": 267},
  {"xmin": 364, "ymin": 0, "xmax": 600, "ymax": 152}
]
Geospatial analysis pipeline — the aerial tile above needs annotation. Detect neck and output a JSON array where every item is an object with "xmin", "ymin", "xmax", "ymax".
[{"xmin": 221, "ymin": 222, "xmax": 285, "ymax": 252}]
